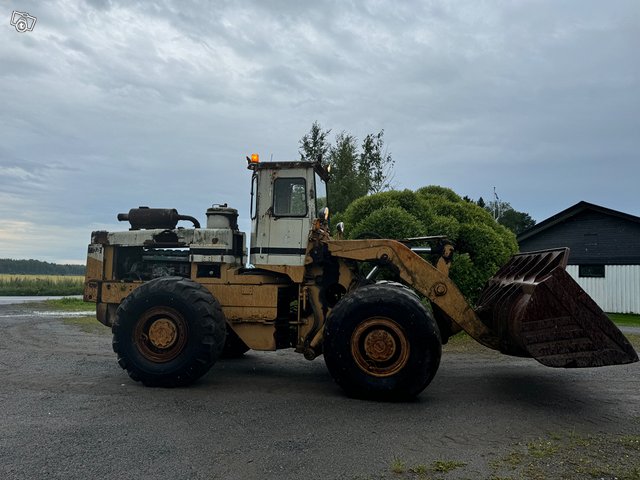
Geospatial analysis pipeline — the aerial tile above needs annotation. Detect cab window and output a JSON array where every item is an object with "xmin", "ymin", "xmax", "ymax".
[
  {"xmin": 314, "ymin": 172, "xmax": 327, "ymax": 213},
  {"xmin": 273, "ymin": 177, "xmax": 307, "ymax": 217}
]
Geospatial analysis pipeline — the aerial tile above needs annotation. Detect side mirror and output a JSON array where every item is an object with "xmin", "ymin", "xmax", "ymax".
[
  {"xmin": 319, "ymin": 207, "xmax": 330, "ymax": 221},
  {"xmin": 336, "ymin": 222, "xmax": 344, "ymax": 234}
]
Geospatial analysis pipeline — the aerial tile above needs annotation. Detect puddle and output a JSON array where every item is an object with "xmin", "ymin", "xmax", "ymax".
[{"xmin": 0, "ymin": 310, "xmax": 94, "ymax": 319}]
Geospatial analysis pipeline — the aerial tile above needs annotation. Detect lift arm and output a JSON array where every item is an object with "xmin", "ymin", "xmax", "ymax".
[{"xmin": 326, "ymin": 239, "xmax": 502, "ymax": 350}]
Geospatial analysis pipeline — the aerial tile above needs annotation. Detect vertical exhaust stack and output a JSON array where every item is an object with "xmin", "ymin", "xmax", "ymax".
[{"xmin": 476, "ymin": 248, "xmax": 638, "ymax": 368}]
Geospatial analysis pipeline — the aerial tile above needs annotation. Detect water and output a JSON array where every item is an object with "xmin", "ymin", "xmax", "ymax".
[
  {"xmin": 0, "ymin": 295, "xmax": 83, "ymax": 305},
  {"xmin": 0, "ymin": 310, "xmax": 95, "ymax": 318}
]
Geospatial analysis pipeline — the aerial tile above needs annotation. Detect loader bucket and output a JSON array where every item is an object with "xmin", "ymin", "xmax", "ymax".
[{"xmin": 475, "ymin": 248, "xmax": 638, "ymax": 368}]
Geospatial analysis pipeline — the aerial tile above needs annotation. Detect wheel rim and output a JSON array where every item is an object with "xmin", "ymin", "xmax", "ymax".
[
  {"xmin": 351, "ymin": 316, "xmax": 410, "ymax": 377},
  {"xmin": 134, "ymin": 306, "xmax": 188, "ymax": 363}
]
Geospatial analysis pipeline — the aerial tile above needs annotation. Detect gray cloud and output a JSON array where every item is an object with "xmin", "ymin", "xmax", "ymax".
[{"xmin": 0, "ymin": 0, "xmax": 638, "ymax": 262}]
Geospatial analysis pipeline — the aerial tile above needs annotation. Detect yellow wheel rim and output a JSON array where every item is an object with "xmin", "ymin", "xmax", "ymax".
[
  {"xmin": 134, "ymin": 306, "xmax": 188, "ymax": 363},
  {"xmin": 351, "ymin": 316, "xmax": 410, "ymax": 377},
  {"xmin": 148, "ymin": 318, "xmax": 178, "ymax": 349}
]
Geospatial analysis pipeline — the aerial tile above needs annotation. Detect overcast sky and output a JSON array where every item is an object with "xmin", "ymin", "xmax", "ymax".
[{"xmin": 1, "ymin": 0, "xmax": 638, "ymax": 263}]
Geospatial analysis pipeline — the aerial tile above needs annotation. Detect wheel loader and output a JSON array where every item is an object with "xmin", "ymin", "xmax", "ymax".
[{"xmin": 83, "ymin": 155, "xmax": 638, "ymax": 400}]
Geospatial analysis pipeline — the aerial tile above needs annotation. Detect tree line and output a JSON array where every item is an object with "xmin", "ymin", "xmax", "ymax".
[{"xmin": 0, "ymin": 258, "xmax": 85, "ymax": 275}]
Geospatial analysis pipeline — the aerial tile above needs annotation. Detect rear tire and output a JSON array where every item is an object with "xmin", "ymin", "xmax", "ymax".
[
  {"xmin": 324, "ymin": 283, "xmax": 441, "ymax": 400},
  {"xmin": 112, "ymin": 276, "xmax": 226, "ymax": 387}
]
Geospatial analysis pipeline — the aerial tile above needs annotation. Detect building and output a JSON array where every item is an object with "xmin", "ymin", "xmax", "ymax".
[{"xmin": 517, "ymin": 201, "xmax": 640, "ymax": 314}]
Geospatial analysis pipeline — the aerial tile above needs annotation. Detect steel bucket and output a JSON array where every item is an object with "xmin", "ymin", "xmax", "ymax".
[{"xmin": 475, "ymin": 248, "xmax": 638, "ymax": 367}]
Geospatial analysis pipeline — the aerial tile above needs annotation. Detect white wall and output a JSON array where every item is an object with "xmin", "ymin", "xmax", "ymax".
[{"xmin": 566, "ymin": 265, "xmax": 640, "ymax": 314}]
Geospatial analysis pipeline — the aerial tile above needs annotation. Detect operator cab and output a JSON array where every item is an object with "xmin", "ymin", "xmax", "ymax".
[{"xmin": 247, "ymin": 156, "xmax": 329, "ymax": 266}]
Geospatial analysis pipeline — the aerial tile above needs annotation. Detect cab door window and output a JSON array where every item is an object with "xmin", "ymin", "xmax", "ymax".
[
  {"xmin": 314, "ymin": 172, "xmax": 327, "ymax": 214},
  {"xmin": 273, "ymin": 178, "xmax": 307, "ymax": 217}
]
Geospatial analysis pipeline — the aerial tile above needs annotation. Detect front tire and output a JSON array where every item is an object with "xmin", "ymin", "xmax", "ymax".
[
  {"xmin": 112, "ymin": 276, "xmax": 226, "ymax": 387},
  {"xmin": 324, "ymin": 283, "xmax": 441, "ymax": 400}
]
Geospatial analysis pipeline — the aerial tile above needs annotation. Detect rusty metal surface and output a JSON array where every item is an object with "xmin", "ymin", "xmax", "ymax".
[
  {"xmin": 327, "ymin": 239, "xmax": 502, "ymax": 350},
  {"xmin": 134, "ymin": 306, "xmax": 188, "ymax": 363},
  {"xmin": 476, "ymin": 248, "xmax": 638, "ymax": 367},
  {"xmin": 117, "ymin": 207, "xmax": 201, "ymax": 230},
  {"xmin": 350, "ymin": 316, "xmax": 410, "ymax": 377}
]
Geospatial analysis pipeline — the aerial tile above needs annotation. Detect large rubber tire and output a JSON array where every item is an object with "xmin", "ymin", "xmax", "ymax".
[
  {"xmin": 324, "ymin": 283, "xmax": 441, "ymax": 400},
  {"xmin": 221, "ymin": 328, "xmax": 250, "ymax": 358},
  {"xmin": 112, "ymin": 276, "xmax": 226, "ymax": 387}
]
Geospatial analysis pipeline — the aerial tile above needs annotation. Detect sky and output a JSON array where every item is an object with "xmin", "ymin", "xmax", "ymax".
[{"xmin": 1, "ymin": 0, "xmax": 638, "ymax": 264}]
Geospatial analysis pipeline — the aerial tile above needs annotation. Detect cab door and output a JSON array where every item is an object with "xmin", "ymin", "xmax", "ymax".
[
  {"xmin": 265, "ymin": 174, "xmax": 309, "ymax": 266},
  {"xmin": 250, "ymin": 166, "xmax": 315, "ymax": 267}
]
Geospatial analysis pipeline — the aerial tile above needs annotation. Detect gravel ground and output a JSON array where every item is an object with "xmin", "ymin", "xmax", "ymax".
[{"xmin": 0, "ymin": 302, "xmax": 638, "ymax": 480}]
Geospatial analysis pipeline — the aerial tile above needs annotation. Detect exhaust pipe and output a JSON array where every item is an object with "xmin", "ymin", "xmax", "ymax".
[{"xmin": 117, "ymin": 207, "xmax": 201, "ymax": 230}]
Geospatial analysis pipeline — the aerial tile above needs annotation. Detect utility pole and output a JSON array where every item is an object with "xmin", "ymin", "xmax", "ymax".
[{"xmin": 492, "ymin": 186, "xmax": 502, "ymax": 221}]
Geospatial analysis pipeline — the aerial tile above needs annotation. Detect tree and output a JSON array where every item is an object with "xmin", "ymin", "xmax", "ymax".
[
  {"xmin": 298, "ymin": 121, "xmax": 331, "ymax": 163},
  {"xmin": 327, "ymin": 132, "xmax": 368, "ymax": 214},
  {"xmin": 339, "ymin": 187, "xmax": 518, "ymax": 303},
  {"xmin": 359, "ymin": 130, "xmax": 395, "ymax": 194},
  {"xmin": 0, "ymin": 258, "xmax": 85, "ymax": 275},
  {"xmin": 483, "ymin": 200, "xmax": 536, "ymax": 235},
  {"xmin": 498, "ymin": 208, "xmax": 536, "ymax": 235},
  {"xmin": 298, "ymin": 123, "xmax": 396, "ymax": 214}
]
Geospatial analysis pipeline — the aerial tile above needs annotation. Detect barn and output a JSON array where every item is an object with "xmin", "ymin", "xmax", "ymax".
[{"xmin": 517, "ymin": 201, "xmax": 640, "ymax": 314}]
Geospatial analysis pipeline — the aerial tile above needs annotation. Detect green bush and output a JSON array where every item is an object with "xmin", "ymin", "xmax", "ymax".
[
  {"xmin": 340, "ymin": 186, "xmax": 518, "ymax": 303},
  {"xmin": 350, "ymin": 206, "xmax": 425, "ymax": 240},
  {"xmin": 341, "ymin": 190, "xmax": 434, "ymax": 228}
]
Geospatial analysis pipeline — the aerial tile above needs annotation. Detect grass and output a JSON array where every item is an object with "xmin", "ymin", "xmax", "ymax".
[
  {"xmin": 41, "ymin": 297, "xmax": 102, "ymax": 334},
  {"xmin": 30, "ymin": 297, "xmax": 104, "ymax": 334},
  {"xmin": 389, "ymin": 458, "xmax": 465, "ymax": 477},
  {"xmin": 383, "ymin": 433, "xmax": 640, "ymax": 479},
  {"xmin": 390, "ymin": 456, "xmax": 406, "ymax": 474},
  {"xmin": 619, "ymin": 333, "xmax": 639, "ymax": 348},
  {"xmin": 407, "ymin": 464, "xmax": 428, "ymax": 475},
  {"xmin": 63, "ymin": 316, "xmax": 109, "ymax": 334},
  {"xmin": 431, "ymin": 460, "xmax": 466, "ymax": 473},
  {"xmin": 608, "ymin": 313, "xmax": 640, "ymax": 327},
  {"xmin": 526, "ymin": 439, "xmax": 559, "ymax": 458},
  {"xmin": 0, "ymin": 274, "xmax": 84, "ymax": 296},
  {"xmin": 43, "ymin": 297, "xmax": 94, "ymax": 311},
  {"xmin": 442, "ymin": 331, "xmax": 489, "ymax": 354},
  {"xmin": 488, "ymin": 432, "xmax": 640, "ymax": 480}
]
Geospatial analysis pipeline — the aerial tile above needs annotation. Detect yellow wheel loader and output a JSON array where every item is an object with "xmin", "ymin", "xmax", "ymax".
[{"xmin": 83, "ymin": 157, "xmax": 637, "ymax": 400}]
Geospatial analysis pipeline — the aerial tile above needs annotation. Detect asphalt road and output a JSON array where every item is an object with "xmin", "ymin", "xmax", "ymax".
[{"xmin": 1, "ymin": 302, "xmax": 639, "ymax": 480}]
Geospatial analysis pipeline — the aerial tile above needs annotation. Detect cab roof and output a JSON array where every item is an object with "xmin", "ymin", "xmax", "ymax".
[{"xmin": 247, "ymin": 160, "xmax": 330, "ymax": 182}]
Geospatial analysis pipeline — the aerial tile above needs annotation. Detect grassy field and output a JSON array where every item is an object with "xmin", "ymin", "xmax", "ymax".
[
  {"xmin": 608, "ymin": 313, "xmax": 640, "ymax": 327},
  {"xmin": 0, "ymin": 274, "xmax": 84, "ymax": 296}
]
